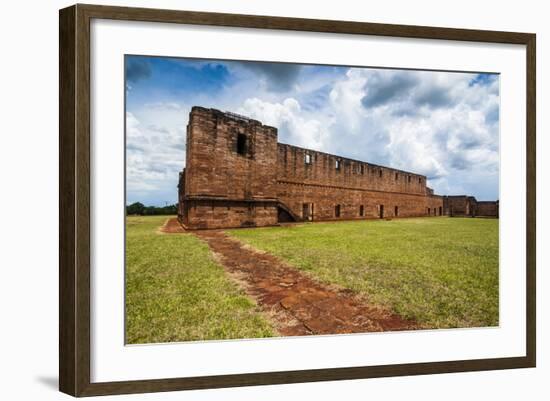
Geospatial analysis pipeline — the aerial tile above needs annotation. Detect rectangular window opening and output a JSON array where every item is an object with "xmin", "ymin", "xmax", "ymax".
[
  {"xmin": 359, "ymin": 205, "xmax": 364, "ymax": 217},
  {"xmin": 237, "ymin": 133, "xmax": 247, "ymax": 155},
  {"xmin": 335, "ymin": 204, "xmax": 341, "ymax": 217},
  {"xmin": 335, "ymin": 159, "xmax": 340, "ymax": 170},
  {"xmin": 305, "ymin": 153, "xmax": 312, "ymax": 164}
]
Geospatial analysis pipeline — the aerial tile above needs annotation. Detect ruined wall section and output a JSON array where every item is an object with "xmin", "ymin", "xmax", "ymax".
[
  {"xmin": 477, "ymin": 201, "xmax": 499, "ymax": 217},
  {"xmin": 180, "ymin": 107, "xmax": 279, "ymax": 229},
  {"xmin": 442, "ymin": 195, "xmax": 499, "ymax": 217},
  {"xmin": 178, "ymin": 108, "xmax": 459, "ymax": 228},
  {"xmin": 277, "ymin": 144, "xmax": 426, "ymax": 195},
  {"xmin": 443, "ymin": 196, "xmax": 473, "ymax": 216},
  {"xmin": 184, "ymin": 107, "xmax": 278, "ymax": 200},
  {"xmin": 276, "ymin": 143, "xmax": 441, "ymax": 220},
  {"xmin": 278, "ymin": 181, "xmax": 444, "ymax": 220},
  {"xmin": 427, "ymin": 195, "xmax": 444, "ymax": 216}
]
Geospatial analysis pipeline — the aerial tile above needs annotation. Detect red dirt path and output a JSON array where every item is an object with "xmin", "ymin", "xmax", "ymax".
[
  {"xmin": 159, "ymin": 218, "xmax": 186, "ymax": 233},
  {"xmin": 191, "ymin": 227, "xmax": 418, "ymax": 337}
]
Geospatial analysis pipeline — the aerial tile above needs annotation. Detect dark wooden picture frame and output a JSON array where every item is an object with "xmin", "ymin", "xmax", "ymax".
[{"xmin": 59, "ymin": 3, "xmax": 536, "ymax": 397}]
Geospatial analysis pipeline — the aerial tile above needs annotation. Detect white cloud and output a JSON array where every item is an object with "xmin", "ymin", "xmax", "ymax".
[
  {"xmin": 144, "ymin": 102, "xmax": 184, "ymax": 111},
  {"xmin": 238, "ymin": 97, "xmax": 330, "ymax": 151},
  {"xmin": 125, "ymin": 111, "xmax": 186, "ymax": 204},
  {"xmin": 312, "ymin": 68, "xmax": 498, "ymax": 198}
]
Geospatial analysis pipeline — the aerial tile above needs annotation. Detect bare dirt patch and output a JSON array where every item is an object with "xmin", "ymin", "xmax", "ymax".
[
  {"xmin": 159, "ymin": 217, "xmax": 186, "ymax": 234},
  {"xmin": 194, "ymin": 230, "xmax": 418, "ymax": 337}
]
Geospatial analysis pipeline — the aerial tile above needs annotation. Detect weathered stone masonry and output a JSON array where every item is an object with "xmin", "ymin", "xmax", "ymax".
[
  {"xmin": 442, "ymin": 196, "xmax": 499, "ymax": 218},
  {"xmin": 178, "ymin": 107, "xmax": 497, "ymax": 229}
]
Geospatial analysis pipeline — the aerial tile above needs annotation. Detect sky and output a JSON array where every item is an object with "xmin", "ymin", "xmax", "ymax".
[{"xmin": 125, "ymin": 55, "xmax": 500, "ymax": 206}]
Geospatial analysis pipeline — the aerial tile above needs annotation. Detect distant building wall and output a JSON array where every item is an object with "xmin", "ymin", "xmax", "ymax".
[
  {"xmin": 477, "ymin": 200, "xmax": 499, "ymax": 217},
  {"xmin": 443, "ymin": 196, "xmax": 499, "ymax": 217},
  {"xmin": 444, "ymin": 196, "xmax": 476, "ymax": 217}
]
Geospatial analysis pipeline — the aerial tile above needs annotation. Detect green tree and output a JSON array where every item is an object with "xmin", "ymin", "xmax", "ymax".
[
  {"xmin": 126, "ymin": 202, "xmax": 178, "ymax": 215},
  {"xmin": 126, "ymin": 202, "xmax": 145, "ymax": 215}
]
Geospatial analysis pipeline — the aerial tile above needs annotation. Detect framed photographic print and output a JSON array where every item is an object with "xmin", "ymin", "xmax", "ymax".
[{"xmin": 59, "ymin": 4, "xmax": 536, "ymax": 397}]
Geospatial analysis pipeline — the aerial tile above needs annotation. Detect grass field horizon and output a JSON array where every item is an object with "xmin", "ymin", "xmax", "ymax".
[
  {"xmin": 230, "ymin": 217, "xmax": 499, "ymax": 329},
  {"xmin": 126, "ymin": 215, "xmax": 498, "ymax": 343}
]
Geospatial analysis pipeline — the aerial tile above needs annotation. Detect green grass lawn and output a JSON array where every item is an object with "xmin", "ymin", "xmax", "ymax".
[
  {"xmin": 229, "ymin": 217, "xmax": 499, "ymax": 329},
  {"xmin": 125, "ymin": 216, "xmax": 275, "ymax": 344}
]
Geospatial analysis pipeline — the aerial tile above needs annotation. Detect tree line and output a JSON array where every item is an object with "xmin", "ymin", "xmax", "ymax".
[{"xmin": 126, "ymin": 202, "xmax": 178, "ymax": 216}]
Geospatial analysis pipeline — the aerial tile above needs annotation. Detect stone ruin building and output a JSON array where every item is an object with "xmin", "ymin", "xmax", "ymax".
[{"xmin": 178, "ymin": 107, "xmax": 498, "ymax": 229}]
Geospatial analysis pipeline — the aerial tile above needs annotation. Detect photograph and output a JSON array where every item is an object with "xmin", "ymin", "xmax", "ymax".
[{"xmin": 124, "ymin": 55, "xmax": 500, "ymax": 344}]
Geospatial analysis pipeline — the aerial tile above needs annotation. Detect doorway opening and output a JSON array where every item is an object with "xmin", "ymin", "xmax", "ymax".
[{"xmin": 302, "ymin": 203, "xmax": 313, "ymax": 221}]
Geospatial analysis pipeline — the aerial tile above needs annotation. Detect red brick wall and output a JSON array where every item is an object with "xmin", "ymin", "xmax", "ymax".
[
  {"xmin": 427, "ymin": 196, "xmax": 444, "ymax": 216},
  {"xmin": 477, "ymin": 201, "xmax": 499, "ymax": 217},
  {"xmin": 179, "ymin": 107, "xmax": 279, "ymax": 229},
  {"xmin": 184, "ymin": 200, "xmax": 278, "ymax": 230},
  {"xmin": 184, "ymin": 107, "xmax": 278, "ymax": 200},
  {"xmin": 179, "ymin": 107, "xmax": 445, "ymax": 229},
  {"xmin": 276, "ymin": 143, "xmax": 442, "ymax": 219},
  {"xmin": 442, "ymin": 196, "xmax": 498, "ymax": 217},
  {"xmin": 277, "ymin": 180, "xmax": 443, "ymax": 220},
  {"xmin": 277, "ymin": 143, "xmax": 426, "ymax": 195}
]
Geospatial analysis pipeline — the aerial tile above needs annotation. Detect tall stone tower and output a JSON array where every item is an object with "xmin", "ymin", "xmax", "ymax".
[{"xmin": 178, "ymin": 107, "xmax": 279, "ymax": 229}]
